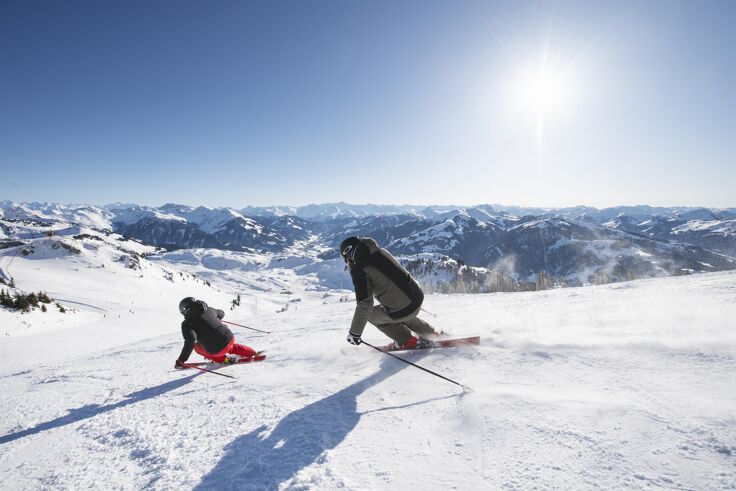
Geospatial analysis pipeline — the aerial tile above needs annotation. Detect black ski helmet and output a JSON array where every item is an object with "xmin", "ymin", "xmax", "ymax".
[
  {"xmin": 179, "ymin": 297, "xmax": 196, "ymax": 316},
  {"xmin": 340, "ymin": 237, "xmax": 361, "ymax": 263}
]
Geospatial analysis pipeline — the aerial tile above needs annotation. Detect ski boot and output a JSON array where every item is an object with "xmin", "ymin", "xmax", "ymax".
[
  {"xmin": 423, "ymin": 329, "xmax": 449, "ymax": 340},
  {"xmin": 383, "ymin": 336, "xmax": 432, "ymax": 351}
]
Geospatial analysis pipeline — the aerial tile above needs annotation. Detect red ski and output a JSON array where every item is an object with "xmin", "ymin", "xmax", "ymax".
[
  {"xmin": 183, "ymin": 354, "xmax": 267, "ymax": 367},
  {"xmin": 382, "ymin": 336, "xmax": 480, "ymax": 352}
]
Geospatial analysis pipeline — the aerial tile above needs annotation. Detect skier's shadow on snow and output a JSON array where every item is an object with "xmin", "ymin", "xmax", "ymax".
[
  {"xmin": 195, "ymin": 352, "xmax": 457, "ymax": 491},
  {"xmin": 0, "ymin": 373, "xmax": 201, "ymax": 445}
]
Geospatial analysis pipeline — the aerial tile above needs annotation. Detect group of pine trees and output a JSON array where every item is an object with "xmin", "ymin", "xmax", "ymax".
[{"xmin": 0, "ymin": 288, "xmax": 62, "ymax": 313}]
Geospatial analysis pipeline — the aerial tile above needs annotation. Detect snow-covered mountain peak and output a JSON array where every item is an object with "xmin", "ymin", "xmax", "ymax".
[
  {"xmin": 163, "ymin": 206, "xmax": 249, "ymax": 235},
  {"xmin": 509, "ymin": 215, "xmax": 573, "ymax": 232},
  {"xmin": 676, "ymin": 208, "xmax": 720, "ymax": 222},
  {"xmin": 106, "ymin": 204, "xmax": 186, "ymax": 226},
  {"xmin": 158, "ymin": 203, "xmax": 193, "ymax": 212},
  {"xmin": 0, "ymin": 202, "xmax": 49, "ymax": 222}
]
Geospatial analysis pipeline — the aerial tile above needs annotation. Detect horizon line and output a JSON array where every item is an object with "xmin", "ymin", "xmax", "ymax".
[{"xmin": 2, "ymin": 199, "xmax": 734, "ymax": 212}]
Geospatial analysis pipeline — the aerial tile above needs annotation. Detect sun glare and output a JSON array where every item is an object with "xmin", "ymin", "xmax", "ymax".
[
  {"xmin": 505, "ymin": 50, "xmax": 581, "ymax": 152},
  {"xmin": 519, "ymin": 66, "xmax": 572, "ymax": 116},
  {"xmin": 516, "ymin": 61, "xmax": 575, "ymax": 118}
]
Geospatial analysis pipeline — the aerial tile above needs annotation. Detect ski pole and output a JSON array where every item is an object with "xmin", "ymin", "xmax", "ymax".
[
  {"xmin": 179, "ymin": 362, "xmax": 236, "ymax": 379},
  {"xmin": 361, "ymin": 341, "xmax": 468, "ymax": 390},
  {"xmin": 421, "ymin": 307, "xmax": 437, "ymax": 317},
  {"xmin": 222, "ymin": 320, "xmax": 271, "ymax": 334}
]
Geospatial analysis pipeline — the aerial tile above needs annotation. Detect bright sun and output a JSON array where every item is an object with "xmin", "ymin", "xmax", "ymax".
[
  {"xmin": 507, "ymin": 52, "xmax": 581, "ymax": 150},
  {"xmin": 516, "ymin": 61, "xmax": 575, "ymax": 118}
]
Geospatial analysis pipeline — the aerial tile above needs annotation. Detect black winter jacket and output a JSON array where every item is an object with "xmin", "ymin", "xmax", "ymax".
[
  {"xmin": 348, "ymin": 237, "xmax": 424, "ymax": 336},
  {"xmin": 177, "ymin": 300, "xmax": 233, "ymax": 361}
]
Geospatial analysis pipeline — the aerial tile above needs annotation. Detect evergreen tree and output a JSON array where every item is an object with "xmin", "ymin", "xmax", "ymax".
[
  {"xmin": 27, "ymin": 292, "xmax": 39, "ymax": 307},
  {"xmin": 14, "ymin": 293, "xmax": 30, "ymax": 312}
]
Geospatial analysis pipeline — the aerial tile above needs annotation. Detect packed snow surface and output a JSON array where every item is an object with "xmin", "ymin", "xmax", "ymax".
[{"xmin": 0, "ymin": 245, "xmax": 735, "ymax": 489}]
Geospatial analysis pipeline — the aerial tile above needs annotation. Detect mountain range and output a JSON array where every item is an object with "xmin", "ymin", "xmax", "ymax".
[{"xmin": 1, "ymin": 201, "xmax": 735, "ymax": 288}]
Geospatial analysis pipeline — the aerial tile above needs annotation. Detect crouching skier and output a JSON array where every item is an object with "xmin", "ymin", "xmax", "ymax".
[
  {"xmin": 174, "ymin": 297, "xmax": 257, "ymax": 369},
  {"xmin": 340, "ymin": 236, "xmax": 442, "ymax": 350}
]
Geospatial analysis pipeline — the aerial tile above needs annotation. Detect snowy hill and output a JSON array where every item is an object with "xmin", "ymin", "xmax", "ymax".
[
  {"xmin": 602, "ymin": 212, "xmax": 736, "ymax": 257},
  {"xmin": 483, "ymin": 215, "xmax": 736, "ymax": 284},
  {"xmin": 1, "ymin": 237, "xmax": 734, "ymax": 489}
]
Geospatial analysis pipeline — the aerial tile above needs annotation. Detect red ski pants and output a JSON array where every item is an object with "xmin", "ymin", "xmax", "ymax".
[{"xmin": 194, "ymin": 338, "xmax": 256, "ymax": 363}]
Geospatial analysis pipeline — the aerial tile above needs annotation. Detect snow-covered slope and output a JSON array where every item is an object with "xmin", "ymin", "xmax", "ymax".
[
  {"xmin": 603, "ymin": 212, "xmax": 736, "ymax": 256},
  {"xmin": 1, "ymin": 239, "xmax": 734, "ymax": 489},
  {"xmin": 1, "ymin": 202, "xmax": 108, "ymax": 228}
]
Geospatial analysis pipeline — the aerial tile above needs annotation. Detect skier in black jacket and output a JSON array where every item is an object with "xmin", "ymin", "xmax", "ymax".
[
  {"xmin": 174, "ymin": 297, "xmax": 256, "ymax": 368},
  {"xmin": 341, "ymin": 236, "xmax": 441, "ymax": 350}
]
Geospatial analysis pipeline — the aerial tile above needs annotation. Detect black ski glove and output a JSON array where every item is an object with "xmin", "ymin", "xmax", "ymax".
[{"xmin": 346, "ymin": 330, "xmax": 362, "ymax": 345}]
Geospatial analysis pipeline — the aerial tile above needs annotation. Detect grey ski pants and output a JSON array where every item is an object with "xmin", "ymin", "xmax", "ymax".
[{"xmin": 368, "ymin": 305, "xmax": 435, "ymax": 344}]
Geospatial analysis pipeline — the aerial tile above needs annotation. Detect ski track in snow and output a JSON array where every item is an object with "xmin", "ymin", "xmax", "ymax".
[{"xmin": 1, "ymin": 252, "xmax": 735, "ymax": 490}]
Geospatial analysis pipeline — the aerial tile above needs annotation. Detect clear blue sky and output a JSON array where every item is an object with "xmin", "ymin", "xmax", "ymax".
[{"xmin": 1, "ymin": 0, "xmax": 734, "ymax": 208}]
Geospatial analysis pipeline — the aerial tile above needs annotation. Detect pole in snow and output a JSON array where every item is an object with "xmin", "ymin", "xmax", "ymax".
[
  {"xmin": 420, "ymin": 307, "xmax": 438, "ymax": 317},
  {"xmin": 179, "ymin": 362, "xmax": 236, "ymax": 379},
  {"xmin": 361, "ymin": 341, "xmax": 469, "ymax": 391},
  {"xmin": 222, "ymin": 320, "xmax": 271, "ymax": 334}
]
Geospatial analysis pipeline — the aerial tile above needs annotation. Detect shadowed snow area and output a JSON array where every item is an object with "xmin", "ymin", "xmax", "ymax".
[{"xmin": 0, "ymin": 242, "xmax": 734, "ymax": 490}]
